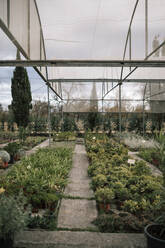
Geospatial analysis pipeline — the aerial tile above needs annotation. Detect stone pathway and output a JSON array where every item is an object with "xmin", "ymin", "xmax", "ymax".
[
  {"xmin": 15, "ymin": 230, "xmax": 146, "ymax": 248},
  {"xmin": 57, "ymin": 143, "xmax": 98, "ymax": 230},
  {"xmin": 128, "ymin": 151, "xmax": 162, "ymax": 177}
]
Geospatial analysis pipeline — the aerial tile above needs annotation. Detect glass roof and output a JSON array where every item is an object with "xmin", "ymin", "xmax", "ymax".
[{"xmin": 0, "ymin": 0, "xmax": 165, "ymax": 112}]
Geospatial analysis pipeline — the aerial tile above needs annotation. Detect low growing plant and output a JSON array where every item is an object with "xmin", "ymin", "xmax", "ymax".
[{"xmin": 0, "ymin": 191, "xmax": 30, "ymax": 242}]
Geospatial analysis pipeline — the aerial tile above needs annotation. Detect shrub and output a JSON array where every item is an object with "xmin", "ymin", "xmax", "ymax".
[
  {"xmin": 4, "ymin": 142, "xmax": 20, "ymax": 157},
  {"xmin": 132, "ymin": 160, "xmax": 152, "ymax": 176},
  {"xmin": 95, "ymin": 187, "xmax": 115, "ymax": 204},
  {"xmin": 0, "ymin": 191, "xmax": 30, "ymax": 240}
]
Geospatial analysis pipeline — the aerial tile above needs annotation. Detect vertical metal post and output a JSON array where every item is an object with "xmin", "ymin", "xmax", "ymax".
[
  {"xmin": 145, "ymin": 0, "xmax": 148, "ymax": 57},
  {"xmin": 28, "ymin": 0, "xmax": 30, "ymax": 57},
  {"xmin": 7, "ymin": 0, "xmax": 10, "ymax": 28},
  {"xmin": 47, "ymin": 85, "xmax": 51, "ymax": 146},
  {"xmin": 119, "ymin": 83, "xmax": 122, "ymax": 134},
  {"xmin": 143, "ymin": 99, "xmax": 145, "ymax": 136},
  {"xmin": 143, "ymin": 84, "xmax": 147, "ymax": 136},
  {"xmin": 129, "ymin": 28, "xmax": 132, "ymax": 71},
  {"xmin": 102, "ymin": 82, "xmax": 104, "ymax": 132}
]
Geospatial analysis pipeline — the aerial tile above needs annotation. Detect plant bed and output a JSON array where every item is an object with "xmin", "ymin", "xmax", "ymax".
[
  {"xmin": 85, "ymin": 133, "xmax": 165, "ymax": 233},
  {"xmin": 2, "ymin": 136, "xmax": 46, "ymax": 164},
  {"xmin": 138, "ymin": 148, "xmax": 162, "ymax": 170},
  {"xmin": 53, "ymin": 132, "xmax": 77, "ymax": 142},
  {"xmin": 0, "ymin": 146, "xmax": 73, "ymax": 230}
]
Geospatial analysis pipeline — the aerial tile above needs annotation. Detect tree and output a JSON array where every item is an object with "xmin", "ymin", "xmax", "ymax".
[
  {"xmin": 85, "ymin": 83, "xmax": 100, "ymax": 131},
  {"xmin": 11, "ymin": 65, "xmax": 32, "ymax": 128}
]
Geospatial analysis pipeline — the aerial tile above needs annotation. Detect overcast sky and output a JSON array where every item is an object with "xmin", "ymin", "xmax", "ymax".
[{"xmin": 0, "ymin": 0, "xmax": 165, "ymax": 110}]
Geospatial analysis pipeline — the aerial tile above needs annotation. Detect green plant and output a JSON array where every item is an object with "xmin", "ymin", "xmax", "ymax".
[
  {"xmin": 4, "ymin": 142, "xmax": 20, "ymax": 157},
  {"xmin": 0, "ymin": 147, "xmax": 72, "ymax": 211},
  {"xmin": 93, "ymin": 212, "xmax": 147, "ymax": 233},
  {"xmin": 132, "ymin": 160, "xmax": 152, "ymax": 176},
  {"xmin": 95, "ymin": 187, "xmax": 115, "ymax": 204},
  {"xmin": 28, "ymin": 210, "xmax": 57, "ymax": 230},
  {"xmin": 0, "ymin": 150, "xmax": 10, "ymax": 163},
  {"xmin": 92, "ymin": 174, "xmax": 108, "ymax": 190},
  {"xmin": 155, "ymin": 131, "xmax": 165, "ymax": 167},
  {"xmin": 0, "ymin": 191, "xmax": 30, "ymax": 241},
  {"xmin": 11, "ymin": 62, "xmax": 32, "ymax": 128}
]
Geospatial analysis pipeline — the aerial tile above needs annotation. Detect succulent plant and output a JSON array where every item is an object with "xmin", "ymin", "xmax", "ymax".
[{"xmin": 0, "ymin": 150, "xmax": 10, "ymax": 163}]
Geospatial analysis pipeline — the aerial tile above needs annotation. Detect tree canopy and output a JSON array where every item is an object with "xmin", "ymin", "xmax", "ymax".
[{"xmin": 11, "ymin": 66, "xmax": 32, "ymax": 128}]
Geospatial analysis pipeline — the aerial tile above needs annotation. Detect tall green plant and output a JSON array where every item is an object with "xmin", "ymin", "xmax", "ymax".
[{"xmin": 11, "ymin": 53, "xmax": 32, "ymax": 129}]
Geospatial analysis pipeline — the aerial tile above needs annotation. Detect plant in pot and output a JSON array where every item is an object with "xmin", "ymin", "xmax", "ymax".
[
  {"xmin": 0, "ymin": 190, "xmax": 30, "ymax": 248},
  {"xmin": 144, "ymin": 180, "xmax": 165, "ymax": 247},
  {"xmin": 95, "ymin": 187, "xmax": 115, "ymax": 212},
  {"xmin": 15, "ymin": 148, "xmax": 26, "ymax": 161},
  {"xmin": 0, "ymin": 150, "xmax": 10, "ymax": 168},
  {"xmin": 4, "ymin": 142, "xmax": 20, "ymax": 163}
]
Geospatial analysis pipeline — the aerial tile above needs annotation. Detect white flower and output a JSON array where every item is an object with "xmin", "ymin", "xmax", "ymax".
[
  {"xmin": 27, "ymin": 165, "xmax": 31, "ymax": 169},
  {"xmin": 92, "ymin": 137, "xmax": 96, "ymax": 140}
]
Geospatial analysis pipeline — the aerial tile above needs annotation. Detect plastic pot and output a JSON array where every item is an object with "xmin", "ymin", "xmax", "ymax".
[
  {"xmin": 0, "ymin": 237, "xmax": 14, "ymax": 248},
  {"xmin": 144, "ymin": 224, "xmax": 165, "ymax": 248}
]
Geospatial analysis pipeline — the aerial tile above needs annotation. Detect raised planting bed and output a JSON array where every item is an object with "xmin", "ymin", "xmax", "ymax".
[
  {"xmin": 0, "ymin": 146, "xmax": 73, "ymax": 230},
  {"xmin": 85, "ymin": 133, "xmax": 165, "ymax": 233}
]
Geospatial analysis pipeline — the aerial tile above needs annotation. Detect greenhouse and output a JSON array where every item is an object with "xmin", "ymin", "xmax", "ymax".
[{"xmin": 0, "ymin": 0, "xmax": 165, "ymax": 247}]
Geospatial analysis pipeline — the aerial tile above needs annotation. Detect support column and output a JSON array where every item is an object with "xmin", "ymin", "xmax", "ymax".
[
  {"xmin": 142, "ymin": 99, "xmax": 145, "ymax": 136},
  {"xmin": 47, "ymin": 85, "xmax": 51, "ymax": 146},
  {"xmin": 119, "ymin": 84, "xmax": 122, "ymax": 134},
  {"xmin": 145, "ymin": 0, "xmax": 148, "ymax": 57}
]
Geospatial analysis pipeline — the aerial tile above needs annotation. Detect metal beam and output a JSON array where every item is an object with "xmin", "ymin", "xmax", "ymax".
[
  {"xmin": 48, "ymin": 78, "xmax": 165, "ymax": 83},
  {"xmin": 0, "ymin": 60, "xmax": 165, "ymax": 67}
]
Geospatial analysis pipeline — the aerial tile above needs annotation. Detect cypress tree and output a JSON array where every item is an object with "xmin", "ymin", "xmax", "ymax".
[{"xmin": 11, "ymin": 52, "xmax": 32, "ymax": 128}]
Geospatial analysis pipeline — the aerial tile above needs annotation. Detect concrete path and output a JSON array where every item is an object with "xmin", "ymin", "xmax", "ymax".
[
  {"xmin": 14, "ymin": 230, "xmax": 147, "ymax": 248},
  {"xmin": 57, "ymin": 143, "xmax": 98, "ymax": 230},
  {"xmin": 128, "ymin": 151, "xmax": 162, "ymax": 177}
]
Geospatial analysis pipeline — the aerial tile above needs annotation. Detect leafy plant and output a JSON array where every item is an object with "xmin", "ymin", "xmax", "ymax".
[
  {"xmin": 4, "ymin": 142, "xmax": 20, "ymax": 157},
  {"xmin": 0, "ymin": 191, "xmax": 30, "ymax": 240},
  {"xmin": 95, "ymin": 187, "xmax": 115, "ymax": 204},
  {"xmin": 0, "ymin": 150, "xmax": 10, "ymax": 163},
  {"xmin": 28, "ymin": 210, "xmax": 57, "ymax": 230},
  {"xmin": 0, "ymin": 147, "xmax": 72, "ymax": 211}
]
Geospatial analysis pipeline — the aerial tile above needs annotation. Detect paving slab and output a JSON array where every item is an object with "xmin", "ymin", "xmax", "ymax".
[
  {"xmin": 14, "ymin": 230, "xmax": 147, "ymax": 248},
  {"xmin": 57, "ymin": 199, "xmax": 97, "ymax": 229},
  {"xmin": 64, "ymin": 179, "xmax": 94, "ymax": 198}
]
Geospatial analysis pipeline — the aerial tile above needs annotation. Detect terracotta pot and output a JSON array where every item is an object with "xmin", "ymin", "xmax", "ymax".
[
  {"xmin": 99, "ymin": 203, "xmax": 110, "ymax": 212},
  {"xmin": 2, "ymin": 161, "xmax": 8, "ymax": 168}
]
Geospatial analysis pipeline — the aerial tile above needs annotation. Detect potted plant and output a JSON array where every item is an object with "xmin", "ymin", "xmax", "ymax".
[
  {"xmin": 95, "ymin": 187, "xmax": 115, "ymax": 212},
  {"xmin": 4, "ymin": 142, "xmax": 20, "ymax": 163},
  {"xmin": 0, "ymin": 150, "xmax": 10, "ymax": 168},
  {"xmin": 15, "ymin": 148, "xmax": 25, "ymax": 161},
  {"xmin": 0, "ymin": 190, "xmax": 30, "ymax": 248}
]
